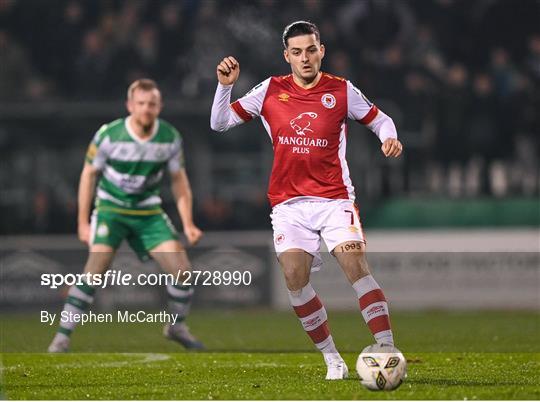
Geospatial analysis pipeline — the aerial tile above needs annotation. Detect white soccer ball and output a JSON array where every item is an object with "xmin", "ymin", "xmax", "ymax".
[{"xmin": 356, "ymin": 344, "xmax": 407, "ymax": 391}]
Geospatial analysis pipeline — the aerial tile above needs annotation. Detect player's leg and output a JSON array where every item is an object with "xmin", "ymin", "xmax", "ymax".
[
  {"xmin": 136, "ymin": 212, "xmax": 203, "ymax": 350},
  {"xmin": 48, "ymin": 225, "xmax": 121, "ymax": 353},
  {"xmin": 333, "ymin": 241, "xmax": 393, "ymax": 345},
  {"xmin": 48, "ymin": 211, "xmax": 121, "ymax": 352},
  {"xmin": 277, "ymin": 249, "xmax": 348, "ymax": 379},
  {"xmin": 272, "ymin": 204, "xmax": 347, "ymax": 379},
  {"xmin": 322, "ymin": 202, "xmax": 394, "ymax": 346},
  {"xmin": 48, "ymin": 244, "xmax": 116, "ymax": 352}
]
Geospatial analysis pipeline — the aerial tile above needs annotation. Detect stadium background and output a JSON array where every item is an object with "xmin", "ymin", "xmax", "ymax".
[
  {"xmin": 1, "ymin": 0, "xmax": 539, "ymax": 340},
  {"xmin": 1, "ymin": 0, "xmax": 539, "ymax": 234}
]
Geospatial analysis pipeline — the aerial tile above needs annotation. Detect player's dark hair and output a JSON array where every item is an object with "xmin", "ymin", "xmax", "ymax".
[
  {"xmin": 282, "ymin": 21, "xmax": 320, "ymax": 48},
  {"xmin": 127, "ymin": 78, "xmax": 159, "ymax": 99}
]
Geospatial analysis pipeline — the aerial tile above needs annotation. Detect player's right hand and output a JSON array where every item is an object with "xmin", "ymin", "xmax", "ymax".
[
  {"xmin": 381, "ymin": 138, "xmax": 403, "ymax": 158},
  {"xmin": 217, "ymin": 56, "xmax": 240, "ymax": 85},
  {"xmin": 78, "ymin": 221, "xmax": 91, "ymax": 245}
]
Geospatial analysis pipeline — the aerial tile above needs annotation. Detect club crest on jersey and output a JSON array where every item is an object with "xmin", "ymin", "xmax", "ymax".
[
  {"xmin": 290, "ymin": 112, "xmax": 318, "ymax": 136},
  {"xmin": 321, "ymin": 93, "xmax": 336, "ymax": 109}
]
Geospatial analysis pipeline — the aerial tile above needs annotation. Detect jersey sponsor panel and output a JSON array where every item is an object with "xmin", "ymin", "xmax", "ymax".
[
  {"xmin": 102, "ymin": 164, "xmax": 164, "ymax": 194},
  {"xmin": 276, "ymin": 136, "xmax": 329, "ymax": 147}
]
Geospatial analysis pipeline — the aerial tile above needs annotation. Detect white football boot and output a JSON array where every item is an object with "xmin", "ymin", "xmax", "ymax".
[
  {"xmin": 324, "ymin": 353, "xmax": 349, "ymax": 380},
  {"xmin": 47, "ymin": 333, "xmax": 70, "ymax": 353}
]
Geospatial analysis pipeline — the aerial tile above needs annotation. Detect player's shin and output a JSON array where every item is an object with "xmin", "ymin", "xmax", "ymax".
[
  {"xmin": 288, "ymin": 283, "xmax": 339, "ymax": 358},
  {"xmin": 58, "ymin": 281, "xmax": 96, "ymax": 336},
  {"xmin": 166, "ymin": 283, "xmax": 194, "ymax": 323},
  {"xmin": 48, "ymin": 280, "xmax": 96, "ymax": 352},
  {"xmin": 352, "ymin": 275, "xmax": 394, "ymax": 346}
]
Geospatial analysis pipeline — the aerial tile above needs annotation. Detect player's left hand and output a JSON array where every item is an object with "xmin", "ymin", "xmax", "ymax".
[
  {"xmin": 381, "ymin": 138, "xmax": 403, "ymax": 158},
  {"xmin": 184, "ymin": 224, "xmax": 203, "ymax": 246}
]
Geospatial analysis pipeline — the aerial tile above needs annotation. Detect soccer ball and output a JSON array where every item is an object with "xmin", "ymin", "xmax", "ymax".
[{"xmin": 356, "ymin": 344, "xmax": 407, "ymax": 391}]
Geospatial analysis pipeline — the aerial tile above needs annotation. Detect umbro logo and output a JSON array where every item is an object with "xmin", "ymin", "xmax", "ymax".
[
  {"xmin": 366, "ymin": 305, "xmax": 385, "ymax": 317},
  {"xmin": 303, "ymin": 316, "xmax": 321, "ymax": 327},
  {"xmin": 278, "ymin": 93, "xmax": 289, "ymax": 102}
]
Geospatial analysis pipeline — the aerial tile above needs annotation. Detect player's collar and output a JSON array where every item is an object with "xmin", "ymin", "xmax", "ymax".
[
  {"xmin": 289, "ymin": 71, "xmax": 325, "ymax": 93},
  {"xmin": 125, "ymin": 116, "xmax": 160, "ymax": 144}
]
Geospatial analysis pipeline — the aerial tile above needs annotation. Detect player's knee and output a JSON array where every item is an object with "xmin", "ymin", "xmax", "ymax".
[
  {"xmin": 282, "ymin": 265, "xmax": 309, "ymax": 290},
  {"xmin": 151, "ymin": 240, "xmax": 185, "ymax": 253},
  {"xmin": 334, "ymin": 244, "xmax": 371, "ymax": 282},
  {"xmin": 347, "ymin": 252, "xmax": 369, "ymax": 272},
  {"xmin": 90, "ymin": 243, "xmax": 115, "ymax": 253},
  {"xmin": 85, "ymin": 245, "xmax": 115, "ymax": 274}
]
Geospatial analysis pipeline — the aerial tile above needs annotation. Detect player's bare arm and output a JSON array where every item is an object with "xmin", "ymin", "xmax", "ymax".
[
  {"xmin": 381, "ymin": 138, "xmax": 403, "ymax": 158},
  {"xmin": 171, "ymin": 168, "xmax": 203, "ymax": 245},
  {"xmin": 77, "ymin": 162, "xmax": 100, "ymax": 244},
  {"xmin": 216, "ymin": 56, "xmax": 240, "ymax": 85}
]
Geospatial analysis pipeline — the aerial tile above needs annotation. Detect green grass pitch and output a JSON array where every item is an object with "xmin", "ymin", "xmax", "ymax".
[{"xmin": 1, "ymin": 310, "xmax": 539, "ymax": 399}]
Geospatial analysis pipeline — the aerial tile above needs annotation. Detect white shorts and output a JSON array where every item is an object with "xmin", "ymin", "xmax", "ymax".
[{"xmin": 270, "ymin": 198, "xmax": 366, "ymax": 271}]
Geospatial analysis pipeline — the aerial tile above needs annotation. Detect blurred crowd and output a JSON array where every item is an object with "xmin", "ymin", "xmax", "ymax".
[
  {"xmin": 2, "ymin": 1, "xmax": 540, "ymax": 102},
  {"xmin": 1, "ymin": 0, "xmax": 539, "ymax": 233}
]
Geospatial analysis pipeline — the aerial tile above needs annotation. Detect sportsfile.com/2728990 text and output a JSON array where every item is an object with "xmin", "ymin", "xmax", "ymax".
[{"xmin": 40, "ymin": 270, "xmax": 252, "ymax": 289}]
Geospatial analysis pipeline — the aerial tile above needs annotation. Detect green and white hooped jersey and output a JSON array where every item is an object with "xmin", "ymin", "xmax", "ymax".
[{"xmin": 86, "ymin": 117, "xmax": 184, "ymax": 213}]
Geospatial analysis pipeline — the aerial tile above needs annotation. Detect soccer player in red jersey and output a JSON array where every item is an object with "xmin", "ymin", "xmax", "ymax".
[{"xmin": 210, "ymin": 21, "xmax": 403, "ymax": 380}]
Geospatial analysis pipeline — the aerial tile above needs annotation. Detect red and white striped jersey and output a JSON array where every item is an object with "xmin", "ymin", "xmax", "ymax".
[{"xmin": 211, "ymin": 72, "xmax": 397, "ymax": 207}]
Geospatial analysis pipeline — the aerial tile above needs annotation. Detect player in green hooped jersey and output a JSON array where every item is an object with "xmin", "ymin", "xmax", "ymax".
[{"xmin": 48, "ymin": 79, "xmax": 205, "ymax": 352}]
